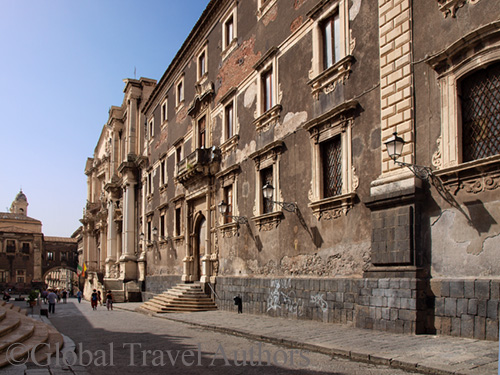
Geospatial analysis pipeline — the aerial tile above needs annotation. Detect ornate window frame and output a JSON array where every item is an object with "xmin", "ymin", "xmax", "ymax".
[
  {"xmin": 249, "ymin": 141, "xmax": 285, "ymax": 231},
  {"xmin": 303, "ymin": 100, "xmax": 359, "ymax": 220},
  {"xmin": 428, "ymin": 22, "xmax": 500, "ymax": 191},
  {"xmin": 307, "ymin": 0, "xmax": 354, "ymax": 100},
  {"xmin": 253, "ymin": 47, "xmax": 282, "ymax": 133},
  {"xmin": 220, "ymin": 87, "xmax": 239, "ymax": 155},
  {"xmin": 196, "ymin": 44, "xmax": 209, "ymax": 84},
  {"xmin": 216, "ymin": 165, "xmax": 241, "ymax": 237},
  {"xmin": 221, "ymin": 4, "xmax": 238, "ymax": 60}
]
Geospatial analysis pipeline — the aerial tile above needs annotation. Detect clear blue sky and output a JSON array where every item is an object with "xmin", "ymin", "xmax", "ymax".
[{"xmin": 0, "ymin": 0, "xmax": 209, "ymax": 237}]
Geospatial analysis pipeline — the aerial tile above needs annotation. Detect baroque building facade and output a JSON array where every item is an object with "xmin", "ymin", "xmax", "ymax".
[
  {"xmin": 0, "ymin": 191, "xmax": 78, "ymax": 292},
  {"xmin": 81, "ymin": 0, "xmax": 500, "ymax": 340}
]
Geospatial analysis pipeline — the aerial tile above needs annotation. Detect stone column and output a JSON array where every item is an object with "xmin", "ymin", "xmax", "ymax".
[
  {"xmin": 106, "ymin": 199, "xmax": 117, "ymax": 278},
  {"xmin": 200, "ymin": 191, "xmax": 212, "ymax": 283},
  {"xmin": 119, "ymin": 179, "xmax": 137, "ymax": 281},
  {"xmin": 182, "ymin": 202, "xmax": 192, "ymax": 282}
]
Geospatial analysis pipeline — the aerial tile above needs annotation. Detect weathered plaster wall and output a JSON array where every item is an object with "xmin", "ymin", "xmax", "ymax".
[{"xmin": 430, "ymin": 201, "xmax": 500, "ymax": 278}]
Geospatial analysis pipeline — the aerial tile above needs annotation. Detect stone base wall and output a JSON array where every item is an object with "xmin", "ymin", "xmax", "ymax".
[
  {"xmin": 428, "ymin": 278, "xmax": 500, "ymax": 340},
  {"xmin": 143, "ymin": 275, "xmax": 182, "ymax": 301},
  {"xmin": 214, "ymin": 276, "xmax": 499, "ymax": 340}
]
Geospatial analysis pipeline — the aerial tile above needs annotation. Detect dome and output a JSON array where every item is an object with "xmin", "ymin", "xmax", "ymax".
[{"xmin": 15, "ymin": 190, "xmax": 27, "ymax": 202}]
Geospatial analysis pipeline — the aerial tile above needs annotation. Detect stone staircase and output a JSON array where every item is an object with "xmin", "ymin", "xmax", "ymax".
[
  {"xmin": 138, "ymin": 283, "xmax": 217, "ymax": 314},
  {"xmin": 0, "ymin": 301, "xmax": 64, "ymax": 368}
]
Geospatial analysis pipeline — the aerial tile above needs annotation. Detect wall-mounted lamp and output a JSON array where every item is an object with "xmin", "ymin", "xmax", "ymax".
[
  {"xmin": 262, "ymin": 183, "xmax": 298, "ymax": 213},
  {"xmin": 218, "ymin": 201, "xmax": 248, "ymax": 225},
  {"xmin": 384, "ymin": 132, "xmax": 433, "ymax": 181}
]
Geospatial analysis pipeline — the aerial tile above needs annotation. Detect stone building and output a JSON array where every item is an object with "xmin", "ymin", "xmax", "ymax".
[
  {"xmin": 0, "ymin": 191, "xmax": 78, "ymax": 293},
  {"xmin": 81, "ymin": 0, "xmax": 500, "ymax": 340}
]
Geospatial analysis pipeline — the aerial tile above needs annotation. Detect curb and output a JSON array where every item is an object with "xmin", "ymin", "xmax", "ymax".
[{"xmin": 129, "ymin": 307, "xmax": 467, "ymax": 375}]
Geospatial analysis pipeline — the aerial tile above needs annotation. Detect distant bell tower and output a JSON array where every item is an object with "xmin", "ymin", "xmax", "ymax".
[{"xmin": 10, "ymin": 190, "xmax": 28, "ymax": 215}]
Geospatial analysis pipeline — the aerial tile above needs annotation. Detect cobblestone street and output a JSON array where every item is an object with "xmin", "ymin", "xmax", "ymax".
[{"xmin": 7, "ymin": 299, "xmax": 422, "ymax": 375}]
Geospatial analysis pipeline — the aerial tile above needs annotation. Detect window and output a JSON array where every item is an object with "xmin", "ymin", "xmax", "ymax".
[
  {"xmin": 321, "ymin": 12, "xmax": 340, "ymax": 70},
  {"xmin": 21, "ymin": 243, "xmax": 30, "ymax": 254},
  {"xmin": 220, "ymin": 88, "xmax": 239, "ymax": 155},
  {"xmin": 197, "ymin": 45, "xmax": 208, "ymax": 82},
  {"xmin": 225, "ymin": 16, "xmax": 234, "ymax": 48},
  {"xmin": 198, "ymin": 115, "xmax": 207, "ymax": 148},
  {"xmin": 428, "ymin": 25, "xmax": 500, "ymax": 171},
  {"xmin": 199, "ymin": 52, "xmax": 206, "ymax": 79},
  {"xmin": 160, "ymin": 211, "xmax": 166, "ymax": 239},
  {"xmin": 308, "ymin": 0, "xmax": 353, "ymax": 99},
  {"xmin": 147, "ymin": 216, "xmax": 153, "ymax": 242},
  {"xmin": 16, "ymin": 270, "xmax": 25, "ymax": 284},
  {"xmin": 303, "ymin": 100, "xmax": 358, "ymax": 220},
  {"xmin": 147, "ymin": 171, "xmax": 153, "ymax": 196},
  {"xmin": 47, "ymin": 252, "xmax": 54, "ymax": 261},
  {"xmin": 0, "ymin": 271, "xmax": 8, "ymax": 283},
  {"xmin": 321, "ymin": 136, "xmax": 343, "ymax": 198},
  {"xmin": 222, "ymin": 6, "xmax": 238, "ymax": 59},
  {"xmin": 250, "ymin": 140, "xmax": 285, "ymax": 230},
  {"xmin": 160, "ymin": 158, "xmax": 167, "ymax": 187},
  {"xmin": 161, "ymin": 98, "xmax": 168, "ymax": 124},
  {"xmin": 262, "ymin": 69, "xmax": 274, "ymax": 112},
  {"xmin": 148, "ymin": 118, "xmax": 154, "ymax": 139},
  {"xmin": 176, "ymin": 76, "xmax": 185, "ymax": 108},
  {"xmin": 61, "ymin": 252, "xmax": 67, "ymax": 261},
  {"xmin": 261, "ymin": 167, "xmax": 274, "ymax": 214},
  {"xmin": 223, "ymin": 185, "xmax": 233, "ymax": 224},
  {"xmin": 253, "ymin": 48, "xmax": 281, "ymax": 132},
  {"xmin": 459, "ymin": 62, "xmax": 500, "ymax": 163},
  {"xmin": 6, "ymin": 240, "xmax": 15, "ymax": 253},
  {"xmin": 225, "ymin": 101, "xmax": 234, "ymax": 140},
  {"xmin": 175, "ymin": 207, "xmax": 182, "ymax": 236}
]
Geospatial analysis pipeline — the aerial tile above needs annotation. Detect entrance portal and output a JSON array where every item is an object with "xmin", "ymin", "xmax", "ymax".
[{"xmin": 193, "ymin": 215, "xmax": 206, "ymax": 281}]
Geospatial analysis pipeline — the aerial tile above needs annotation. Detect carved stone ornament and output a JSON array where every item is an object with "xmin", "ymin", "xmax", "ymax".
[
  {"xmin": 352, "ymin": 166, "xmax": 359, "ymax": 191},
  {"xmin": 432, "ymin": 136, "xmax": 443, "ymax": 169},
  {"xmin": 463, "ymin": 175, "xmax": 500, "ymax": 194},
  {"xmin": 437, "ymin": 0, "xmax": 482, "ymax": 18},
  {"xmin": 315, "ymin": 207, "xmax": 350, "ymax": 221}
]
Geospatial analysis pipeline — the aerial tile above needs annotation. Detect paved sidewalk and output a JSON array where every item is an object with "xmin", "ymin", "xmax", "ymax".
[{"xmin": 115, "ymin": 302, "xmax": 499, "ymax": 375}]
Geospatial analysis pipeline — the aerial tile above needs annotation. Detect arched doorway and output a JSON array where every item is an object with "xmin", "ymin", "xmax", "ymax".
[{"xmin": 193, "ymin": 214, "xmax": 206, "ymax": 281}]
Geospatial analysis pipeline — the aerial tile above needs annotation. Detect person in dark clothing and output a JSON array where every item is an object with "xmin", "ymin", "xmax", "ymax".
[{"xmin": 234, "ymin": 295, "xmax": 242, "ymax": 314}]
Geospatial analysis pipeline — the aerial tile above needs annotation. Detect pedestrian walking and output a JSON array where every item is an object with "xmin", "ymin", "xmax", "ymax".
[
  {"xmin": 47, "ymin": 289, "xmax": 57, "ymax": 314},
  {"xmin": 41, "ymin": 289, "xmax": 48, "ymax": 304},
  {"xmin": 76, "ymin": 290, "xmax": 82, "ymax": 303},
  {"xmin": 62, "ymin": 289, "xmax": 67, "ymax": 304},
  {"xmin": 97, "ymin": 290, "xmax": 102, "ymax": 306},
  {"xmin": 106, "ymin": 290, "xmax": 113, "ymax": 311},
  {"xmin": 91, "ymin": 289, "xmax": 98, "ymax": 310}
]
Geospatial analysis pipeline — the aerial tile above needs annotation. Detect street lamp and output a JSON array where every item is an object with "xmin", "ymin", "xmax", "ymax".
[
  {"xmin": 218, "ymin": 201, "xmax": 248, "ymax": 225},
  {"xmin": 384, "ymin": 132, "xmax": 433, "ymax": 181},
  {"xmin": 262, "ymin": 183, "xmax": 298, "ymax": 213}
]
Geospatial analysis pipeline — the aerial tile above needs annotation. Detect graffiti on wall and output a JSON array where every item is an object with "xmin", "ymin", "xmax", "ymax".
[
  {"xmin": 266, "ymin": 279, "xmax": 304, "ymax": 316},
  {"xmin": 310, "ymin": 293, "xmax": 328, "ymax": 312}
]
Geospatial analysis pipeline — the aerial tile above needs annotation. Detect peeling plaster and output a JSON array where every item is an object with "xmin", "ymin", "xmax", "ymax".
[
  {"xmin": 274, "ymin": 111, "xmax": 308, "ymax": 140},
  {"xmin": 431, "ymin": 204, "xmax": 500, "ymax": 277},
  {"xmin": 349, "ymin": 0, "xmax": 362, "ymax": 21},
  {"xmin": 244, "ymin": 81, "xmax": 257, "ymax": 108}
]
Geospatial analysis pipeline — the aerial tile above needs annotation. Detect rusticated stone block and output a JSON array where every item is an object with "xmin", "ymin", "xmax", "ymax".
[
  {"xmin": 449, "ymin": 280, "xmax": 464, "ymax": 298},
  {"xmin": 474, "ymin": 316, "xmax": 486, "ymax": 340},
  {"xmin": 460, "ymin": 315, "xmax": 474, "ymax": 338},
  {"xmin": 475, "ymin": 280, "xmax": 490, "ymax": 299},
  {"xmin": 468, "ymin": 299, "xmax": 478, "ymax": 315},
  {"xmin": 486, "ymin": 318, "xmax": 499, "ymax": 341},
  {"xmin": 444, "ymin": 298, "xmax": 457, "ymax": 317}
]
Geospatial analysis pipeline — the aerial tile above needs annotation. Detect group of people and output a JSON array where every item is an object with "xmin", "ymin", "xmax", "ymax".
[
  {"xmin": 91, "ymin": 289, "xmax": 113, "ymax": 311},
  {"xmin": 41, "ymin": 289, "xmax": 69, "ymax": 305}
]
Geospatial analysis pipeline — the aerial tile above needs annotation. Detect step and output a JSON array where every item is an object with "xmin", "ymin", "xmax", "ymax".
[
  {"xmin": 0, "ymin": 321, "xmax": 49, "ymax": 368},
  {"xmin": 138, "ymin": 283, "xmax": 217, "ymax": 314},
  {"xmin": 0, "ymin": 310, "xmax": 21, "ymax": 338},
  {"xmin": 0, "ymin": 316, "xmax": 35, "ymax": 353}
]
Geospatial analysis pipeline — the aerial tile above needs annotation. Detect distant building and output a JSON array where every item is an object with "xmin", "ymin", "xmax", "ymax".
[
  {"xmin": 0, "ymin": 191, "xmax": 78, "ymax": 292},
  {"xmin": 81, "ymin": 0, "xmax": 500, "ymax": 340}
]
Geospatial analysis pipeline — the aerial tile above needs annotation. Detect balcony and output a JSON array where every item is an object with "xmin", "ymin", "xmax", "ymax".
[{"xmin": 175, "ymin": 147, "xmax": 221, "ymax": 186}]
